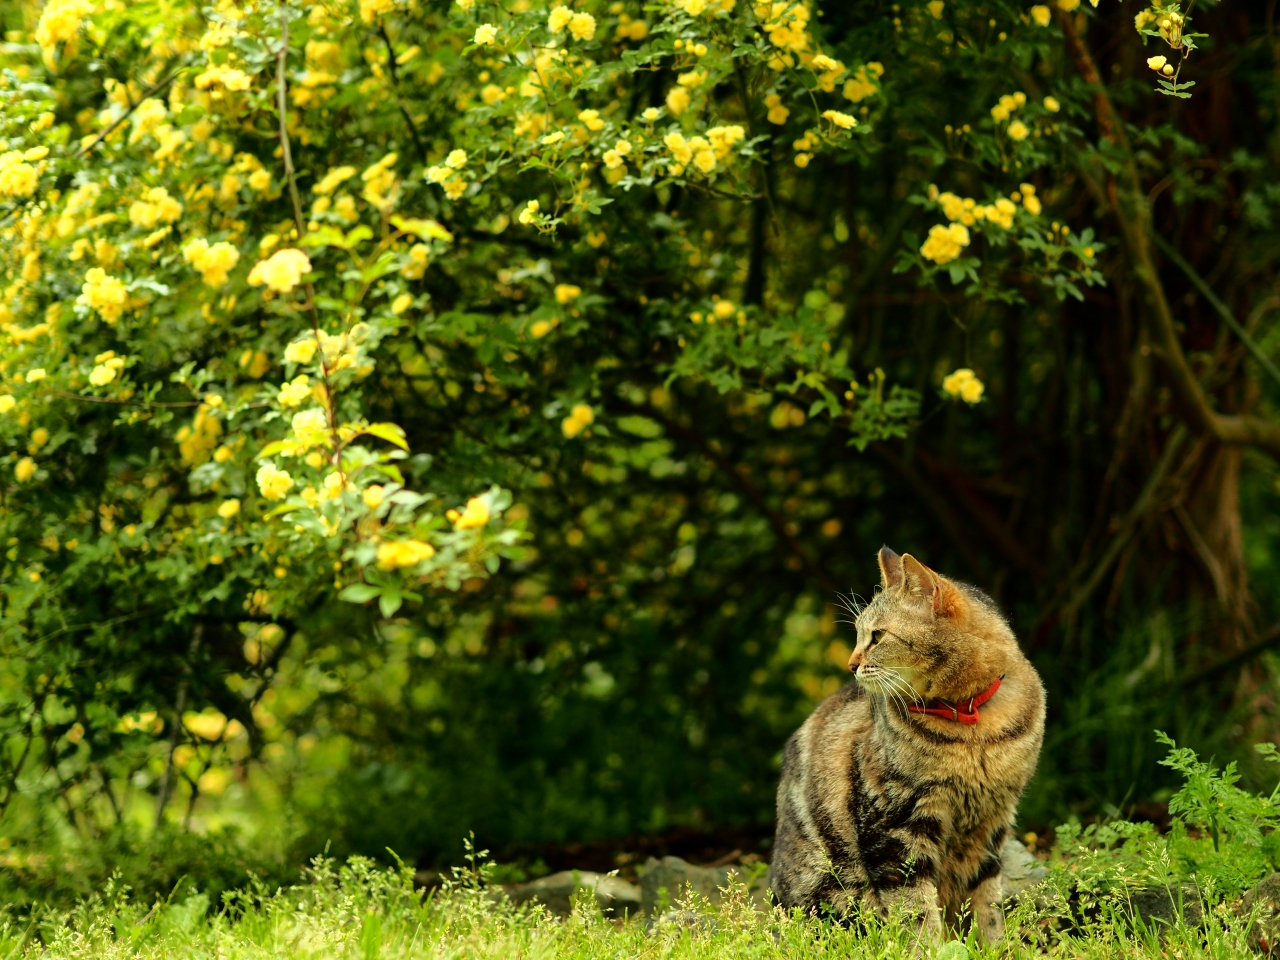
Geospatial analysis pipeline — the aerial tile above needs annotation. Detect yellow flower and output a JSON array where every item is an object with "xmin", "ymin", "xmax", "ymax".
[
  {"xmin": 15, "ymin": 457, "xmax": 36, "ymax": 482},
  {"xmin": 1006, "ymin": 120, "xmax": 1029, "ymax": 141},
  {"xmin": 919, "ymin": 223, "xmax": 971, "ymax": 265},
  {"xmin": 474, "ymin": 23, "xmax": 498, "ymax": 44},
  {"xmin": 182, "ymin": 238, "xmax": 240, "ymax": 287},
  {"xmin": 256, "ymin": 463, "xmax": 294, "ymax": 501},
  {"xmin": 284, "ymin": 338, "xmax": 318, "ymax": 364},
  {"xmin": 713, "ymin": 300, "xmax": 735, "ymax": 320},
  {"xmin": 664, "ymin": 131, "xmax": 693, "ymax": 165},
  {"xmin": 562, "ymin": 403, "xmax": 594, "ymax": 438},
  {"xmin": 0, "ymin": 396, "xmax": 15, "ymax": 414},
  {"xmin": 568, "ymin": 12, "xmax": 596, "ymax": 39},
  {"xmin": 291, "ymin": 408, "xmax": 330, "ymax": 448},
  {"xmin": 578, "ymin": 108, "xmax": 605, "ymax": 130},
  {"xmin": 666, "ymin": 86, "xmax": 691, "ymax": 116},
  {"xmin": 218, "ymin": 499, "xmax": 241, "ymax": 518},
  {"xmin": 554, "ymin": 284, "xmax": 581, "ymax": 303},
  {"xmin": 531, "ymin": 320, "xmax": 553, "ymax": 338},
  {"xmin": 1030, "ymin": 4, "xmax": 1051, "ymax": 26},
  {"xmin": 128, "ymin": 186, "xmax": 183, "ymax": 228},
  {"xmin": 35, "ymin": 0, "xmax": 94, "ymax": 51},
  {"xmin": 941, "ymin": 368, "xmax": 985, "ymax": 404},
  {"xmin": 247, "ymin": 248, "xmax": 312, "ymax": 293},
  {"xmin": 391, "ymin": 293, "xmax": 413, "ymax": 314},
  {"xmin": 548, "ymin": 5, "xmax": 573, "ymax": 32},
  {"xmin": 927, "ymin": 1, "xmax": 944, "ymax": 17},
  {"xmin": 765, "ymin": 94, "xmax": 790, "ymax": 125},
  {"xmin": 822, "ymin": 109, "xmax": 857, "ymax": 130},
  {"xmin": 30, "ymin": 428, "xmax": 49, "ymax": 448},
  {"xmin": 78, "ymin": 268, "xmax": 128, "ymax": 324},
  {"xmin": 518, "ymin": 200, "xmax": 540, "ymax": 225},
  {"xmin": 1023, "ymin": 194, "xmax": 1042, "ymax": 215},
  {"xmin": 362, "ymin": 484, "xmax": 385, "ymax": 509},
  {"xmin": 376, "ymin": 539, "xmax": 436, "ymax": 569},
  {"xmin": 315, "ymin": 165, "xmax": 356, "ymax": 195},
  {"xmin": 445, "ymin": 149, "xmax": 468, "ymax": 169},
  {"xmin": 0, "ymin": 154, "xmax": 38, "ymax": 199},
  {"xmin": 278, "ymin": 374, "xmax": 312, "ymax": 408},
  {"xmin": 1043, "ymin": 96, "xmax": 1061, "ymax": 112},
  {"xmin": 1146, "ymin": 55, "xmax": 1167, "ymax": 72},
  {"xmin": 25, "ymin": 369, "xmax": 47, "ymax": 383},
  {"xmin": 89, "ymin": 356, "xmax": 124, "ymax": 386},
  {"xmin": 454, "ymin": 496, "xmax": 491, "ymax": 530},
  {"xmin": 1057, "ymin": 0, "xmax": 1079, "ymax": 9}
]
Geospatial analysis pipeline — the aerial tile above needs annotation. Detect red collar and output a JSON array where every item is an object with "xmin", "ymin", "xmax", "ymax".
[{"xmin": 908, "ymin": 677, "xmax": 1003, "ymax": 725}]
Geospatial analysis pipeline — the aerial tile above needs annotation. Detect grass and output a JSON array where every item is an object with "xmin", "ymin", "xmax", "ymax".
[{"xmin": 0, "ymin": 853, "xmax": 1258, "ymax": 960}]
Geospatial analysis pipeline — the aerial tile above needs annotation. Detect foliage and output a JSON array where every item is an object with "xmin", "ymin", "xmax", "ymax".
[
  {"xmin": 1047, "ymin": 734, "xmax": 1280, "ymax": 905},
  {"xmin": 0, "ymin": 850, "xmax": 1258, "ymax": 960},
  {"xmin": 0, "ymin": 0, "xmax": 1279, "ymax": 871}
]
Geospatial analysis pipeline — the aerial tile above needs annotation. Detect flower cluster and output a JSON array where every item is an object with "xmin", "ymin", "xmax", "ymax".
[
  {"xmin": 561, "ymin": 403, "xmax": 595, "ymax": 438},
  {"xmin": 183, "ymin": 238, "xmax": 241, "ymax": 287},
  {"xmin": 248, "ymin": 248, "xmax": 311, "ymax": 293},
  {"xmin": 990, "ymin": 91, "xmax": 1030, "ymax": 141},
  {"xmin": 942, "ymin": 368, "xmax": 985, "ymax": 404},
  {"xmin": 920, "ymin": 223, "xmax": 970, "ymax": 265}
]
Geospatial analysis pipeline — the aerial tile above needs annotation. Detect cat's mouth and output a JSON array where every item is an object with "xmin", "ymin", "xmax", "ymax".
[{"xmin": 855, "ymin": 665, "xmax": 925, "ymax": 705}]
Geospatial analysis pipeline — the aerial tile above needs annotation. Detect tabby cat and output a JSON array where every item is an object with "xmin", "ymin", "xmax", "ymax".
[{"xmin": 770, "ymin": 547, "xmax": 1045, "ymax": 945}]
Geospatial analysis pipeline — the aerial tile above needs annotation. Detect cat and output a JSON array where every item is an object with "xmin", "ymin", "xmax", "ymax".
[{"xmin": 769, "ymin": 547, "xmax": 1045, "ymax": 946}]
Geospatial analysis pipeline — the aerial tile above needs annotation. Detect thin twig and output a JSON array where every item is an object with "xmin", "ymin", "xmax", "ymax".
[
  {"xmin": 74, "ymin": 65, "xmax": 188, "ymax": 159},
  {"xmin": 1151, "ymin": 232, "xmax": 1280, "ymax": 389},
  {"xmin": 155, "ymin": 624, "xmax": 202, "ymax": 828},
  {"xmin": 378, "ymin": 25, "xmax": 427, "ymax": 165}
]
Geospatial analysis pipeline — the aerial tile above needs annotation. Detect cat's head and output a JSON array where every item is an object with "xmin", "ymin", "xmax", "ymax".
[{"xmin": 848, "ymin": 546, "xmax": 1016, "ymax": 701}]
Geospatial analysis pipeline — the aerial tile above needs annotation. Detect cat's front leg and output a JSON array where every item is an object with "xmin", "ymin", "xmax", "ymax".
[
  {"xmin": 970, "ymin": 873, "xmax": 1005, "ymax": 944},
  {"xmin": 878, "ymin": 882, "xmax": 944, "ymax": 948}
]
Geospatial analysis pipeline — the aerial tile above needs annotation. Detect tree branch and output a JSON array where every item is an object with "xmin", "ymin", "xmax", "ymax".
[{"xmin": 1060, "ymin": 11, "xmax": 1280, "ymax": 460}]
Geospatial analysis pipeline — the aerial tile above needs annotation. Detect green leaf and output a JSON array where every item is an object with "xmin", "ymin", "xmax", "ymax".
[
  {"xmin": 256, "ymin": 441, "xmax": 290, "ymax": 459},
  {"xmin": 379, "ymin": 590, "xmax": 403, "ymax": 617},
  {"xmin": 339, "ymin": 583, "xmax": 381, "ymax": 603},
  {"xmin": 364, "ymin": 422, "xmax": 409, "ymax": 450},
  {"xmin": 390, "ymin": 215, "xmax": 454, "ymax": 242}
]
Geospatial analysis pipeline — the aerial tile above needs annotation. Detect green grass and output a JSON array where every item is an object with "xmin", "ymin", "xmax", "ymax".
[{"xmin": 0, "ymin": 855, "xmax": 1257, "ymax": 960}]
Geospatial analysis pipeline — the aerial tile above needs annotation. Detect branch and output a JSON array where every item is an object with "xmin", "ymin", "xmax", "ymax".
[
  {"xmin": 73, "ymin": 64, "xmax": 189, "ymax": 159},
  {"xmin": 1150, "ymin": 231, "xmax": 1280, "ymax": 389},
  {"xmin": 1060, "ymin": 12, "xmax": 1280, "ymax": 460}
]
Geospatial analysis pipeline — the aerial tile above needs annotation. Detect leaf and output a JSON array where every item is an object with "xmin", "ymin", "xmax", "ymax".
[
  {"xmin": 390, "ymin": 215, "xmax": 454, "ymax": 242},
  {"xmin": 339, "ymin": 583, "xmax": 381, "ymax": 603},
  {"xmin": 300, "ymin": 226, "xmax": 348, "ymax": 249},
  {"xmin": 256, "ymin": 440, "xmax": 289, "ymax": 459},
  {"xmin": 364, "ymin": 422, "xmax": 409, "ymax": 450},
  {"xmin": 378, "ymin": 590, "xmax": 403, "ymax": 617}
]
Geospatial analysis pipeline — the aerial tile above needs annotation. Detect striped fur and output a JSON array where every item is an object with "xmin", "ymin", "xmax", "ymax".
[{"xmin": 770, "ymin": 548, "xmax": 1045, "ymax": 945}]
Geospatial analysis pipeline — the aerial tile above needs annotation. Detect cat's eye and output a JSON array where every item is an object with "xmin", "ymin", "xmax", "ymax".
[{"xmin": 869, "ymin": 630, "xmax": 884, "ymax": 646}]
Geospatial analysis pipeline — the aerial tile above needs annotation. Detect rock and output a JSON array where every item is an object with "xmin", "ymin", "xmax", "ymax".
[
  {"xmin": 1000, "ymin": 838, "xmax": 1048, "ymax": 904},
  {"xmin": 1240, "ymin": 871, "xmax": 1280, "ymax": 953},
  {"xmin": 638, "ymin": 855, "xmax": 769, "ymax": 916},
  {"xmin": 502, "ymin": 870, "xmax": 642, "ymax": 918},
  {"xmin": 1125, "ymin": 884, "xmax": 1203, "ymax": 933}
]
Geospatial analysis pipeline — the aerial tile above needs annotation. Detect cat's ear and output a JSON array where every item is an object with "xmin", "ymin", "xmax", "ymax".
[
  {"xmin": 878, "ymin": 546, "xmax": 903, "ymax": 589},
  {"xmin": 901, "ymin": 554, "xmax": 965, "ymax": 618}
]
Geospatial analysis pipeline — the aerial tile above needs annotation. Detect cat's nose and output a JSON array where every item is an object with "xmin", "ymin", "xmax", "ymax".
[{"xmin": 847, "ymin": 650, "xmax": 862, "ymax": 671}]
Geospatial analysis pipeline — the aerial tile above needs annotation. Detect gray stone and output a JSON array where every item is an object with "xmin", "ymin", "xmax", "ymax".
[
  {"xmin": 502, "ymin": 870, "xmax": 641, "ymax": 917},
  {"xmin": 1000, "ymin": 838, "xmax": 1049, "ymax": 904},
  {"xmin": 1125, "ymin": 884, "xmax": 1203, "ymax": 932},
  {"xmin": 639, "ymin": 856, "xmax": 769, "ymax": 915},
  {"xmin": 1240, "ymin": 871, "xmax": 1280, "ymax": 953}
]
